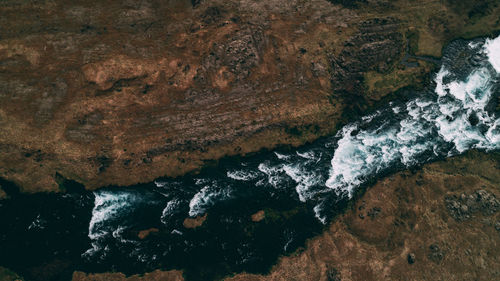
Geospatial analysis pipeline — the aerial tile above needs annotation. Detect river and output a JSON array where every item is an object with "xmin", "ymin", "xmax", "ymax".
[{"xmin": 0, "ymin": 35, "xmax": 499, "ymax": 281}]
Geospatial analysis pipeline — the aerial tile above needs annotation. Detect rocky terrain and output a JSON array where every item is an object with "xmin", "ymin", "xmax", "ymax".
[
  {"xmin": 226, "ymin": 151, "xmax": 500, "ymax": 281},
  {"xmin": 64, "ymin": 150, "xmax": 500, "ymax": 281},
  {"xmin": 1, "ymin": 0, "xmax": 500, "ymax": 280},
  {"xmin": 1, "ymin": 0, "xmax": 499, "ymax": 192}
]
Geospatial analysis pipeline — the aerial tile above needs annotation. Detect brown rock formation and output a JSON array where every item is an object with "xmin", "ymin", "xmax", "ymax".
[
  {"xmin": 183, "ymin": 214, "xmax": 207, "ymax": 229},
  {"xmin": 251, "ymin": 210, "xmax": 265, "ymax": 222},
  {"xmin": 0, "ymin": 187, "xmax": 6, "ymax": 200},
  {"xmin": 137, "ymin": 228, "xmax": 160, "ymax": 240},
  {"xmin": 1, "ymin": 0, "xmax": 499, "ymax": 192}
]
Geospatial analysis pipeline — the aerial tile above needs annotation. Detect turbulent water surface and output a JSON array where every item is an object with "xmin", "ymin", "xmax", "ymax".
[{"xmin": 0, "ymin": 36, "xmax": 499, "ymax": 281}]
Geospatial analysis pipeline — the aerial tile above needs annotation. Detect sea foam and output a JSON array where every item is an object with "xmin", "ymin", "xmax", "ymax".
[{"xmin": 485, "ymin": 35, "xmax": 500, "ymax": 73}]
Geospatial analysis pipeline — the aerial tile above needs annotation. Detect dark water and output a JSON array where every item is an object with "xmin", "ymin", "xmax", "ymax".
[{"xmin": 0, "ymin": 36, "xmax": 499, "ymax": 281}]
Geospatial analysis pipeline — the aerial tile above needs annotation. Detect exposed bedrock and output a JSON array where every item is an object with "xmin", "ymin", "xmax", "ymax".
[
  {"xmin": 329, "ymin": 17, "xmax": 403, "ymax": 96},
  {"xmin": 0, "ymin": 0, "xmax": 499, "ymax": 192}
]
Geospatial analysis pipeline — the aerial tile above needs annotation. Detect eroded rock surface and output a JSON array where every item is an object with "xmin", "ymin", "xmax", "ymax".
[
  {"xmin": 445, "ymin": 190, "xmax": 500, "ymax": 221},
  {"xmin": 329, "ymin": 17, "xmax": 403, "ymax": 96},
  {"xmin": 1, "ymin": 0, "xmax": 499, "ymax": 193}
]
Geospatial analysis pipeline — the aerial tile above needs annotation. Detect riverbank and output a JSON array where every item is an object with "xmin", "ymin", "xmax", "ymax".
[
  {"xmin": 64, "ymin": 150, "xmax": 500, "ymax": 281},
  {"xmin": 1, "ymin": 0, "xmax": 499, "ymax": 193},
  {"xmin": 1, "ymin": 0, "xmax": 500, "ymax": 280}
]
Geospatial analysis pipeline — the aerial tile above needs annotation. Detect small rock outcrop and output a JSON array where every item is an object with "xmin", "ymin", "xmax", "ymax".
[
  {"xmin": 329, "ymin": 18, "xmax": 403, "ymax": 97},
  {"xmin": 326, "ymin": 267, "xmax": 342, "ymax": 281},
  {"xmin": 407, "ymin": 253, "xmax": 416, "ymax": 264},
  {"xmin": 428, "ymin": 243, "xmax": 445, "ymax": 264},
  {"xmin": 367, "ymin": 206, "xmax": 382, "ymax": 220},
  {"xmin": 445, "ymin": 190, "xmax": 500, "ymax": 221}
]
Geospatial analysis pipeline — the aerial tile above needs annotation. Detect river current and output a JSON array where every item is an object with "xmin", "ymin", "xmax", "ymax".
[{"xmin": 0, "ymin": 36, "xmax": 499, "ymax": 281}]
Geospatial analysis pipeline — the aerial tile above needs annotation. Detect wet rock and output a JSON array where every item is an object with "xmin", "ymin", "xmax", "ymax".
[
  {"xmin": 183, "ymin": 214, "xmax": 207, "ymax": 229},
  {"xmin": 0, "ymin": 185, "xmax": 6, "ymax": 200},
  {"xmin": 191, "ymin": 0, "xmax": 202, "ymax": 8},
  {"xmin": 407, "ymin": 253, "xmax": 416, "ymax": 264},
  {"xmin": 138, "ymin": 228, "xmax": 159, "ymax": 239},
  {"xmin": 251, "ymin": 210, "xmax": 265, "ymax": 222},
  {"xmin": 468, "ymin": 112, "xmax": 479, "ymax": 126},
  {"xmin": 441, "ymin": 38, "xmax": 488, "ymax": 82},
  {"xmin": 445, "ymin": 189, "xmax": 500, "ymax": 221}
]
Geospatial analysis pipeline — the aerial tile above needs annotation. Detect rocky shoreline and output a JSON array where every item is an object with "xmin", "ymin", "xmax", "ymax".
[
  {"xmin": 1, "ymin": 0, "xmax": 499, "ymax": 193},
  {"xmin": 64, "ymin": 150, "xmax": 500, "ymax": 281},
  {"xmin": 1, "ymin": 0, "xmax": 500, "ymax": 281}
]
